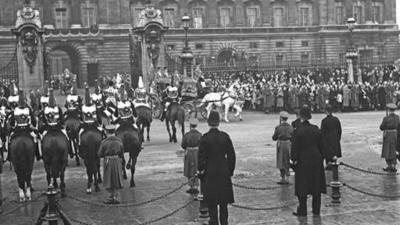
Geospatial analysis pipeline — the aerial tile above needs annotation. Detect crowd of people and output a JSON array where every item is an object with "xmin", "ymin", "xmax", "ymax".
[{"xmin": 203, "ymin": 63, "xmax": 400, "ymax": 113}]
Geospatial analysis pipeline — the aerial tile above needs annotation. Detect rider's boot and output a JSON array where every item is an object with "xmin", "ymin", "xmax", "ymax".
[{"xmin": 34, "ymin": 143, "xmax": 41, "ymax": 161}]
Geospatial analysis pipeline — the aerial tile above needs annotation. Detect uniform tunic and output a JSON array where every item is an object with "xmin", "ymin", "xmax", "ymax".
[
  {"xmin": 98, "ymin": 136, "xmax": 124, "ymax": 190},
  {"xmin": 272, "ymin": 122, "xmax": 293, "ymax": 170},
  {"xmin": 379, "ymin": 113, "xmax": 400, "ymax": 160},
  {"xmin": 181, "ymin": 129, "xmax": 202, "ymax": 179},
  {"xmin": 198, "ymin": 128, "xmax": 236, "ymax": 205}
]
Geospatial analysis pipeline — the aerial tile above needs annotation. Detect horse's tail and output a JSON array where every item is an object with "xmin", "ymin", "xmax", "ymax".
[{"xmin": 177, "ymin": 107, "xmax": 185, "ymax": 127}]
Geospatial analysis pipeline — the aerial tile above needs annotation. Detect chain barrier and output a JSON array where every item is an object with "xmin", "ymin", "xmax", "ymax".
[
  {"xmin": 231, "ymin": 200, "xmax": 297, "ymax": 211},
  {"xmin": 0, "ymin": 194, "xmax": 44, "ymax": 218},
  {"xmin": 340, "ymin": 162, "xmax": 400, "ymax": 176},
  {"xmin": 232, "ymin": 182, "xmax": 287, "ymax": 191},
  {"xmin": 139, "ymin": 199, "xmax": 194, "ymax": 225},
  {"xmin": 344, "ymin": 183, "xmax": 400, "ymax": 199},
  {"xmin": 67, "ymin": 181, "xmax": 188, "ymax": 208}
]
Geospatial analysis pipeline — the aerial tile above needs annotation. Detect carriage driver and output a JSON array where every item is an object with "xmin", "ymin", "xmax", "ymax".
[
  {"xmin": 160, "ymin": 83, "xmax": 179, "ymax": 122},
  {"xmin": 8, "ymin": 91, "xmax": 41, "ymax": 161}
]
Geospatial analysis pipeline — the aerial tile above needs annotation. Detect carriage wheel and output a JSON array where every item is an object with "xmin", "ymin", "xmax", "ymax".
[
  {"xmin": 152, "ymin": 99, "xmax": 162, "ymax": 119},
  {"xmin": 183, "ymin": 102, "xmax": 195, "ymax": 121}
]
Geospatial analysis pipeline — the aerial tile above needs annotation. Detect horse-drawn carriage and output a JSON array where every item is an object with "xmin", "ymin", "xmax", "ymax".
[
  {"xmin": 180, "ymin": 77, "xmax": 208, "ymax": 120},
  {"xmin": 149, "ymin": 77, "xmax": 170, "ymax": 119}
]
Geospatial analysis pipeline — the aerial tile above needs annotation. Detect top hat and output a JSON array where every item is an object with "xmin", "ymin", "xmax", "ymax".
[
  {"xmin": 207, "ymin": 110, "xmax": 220, "ymax": 126},
  {"xmin": 299, "ymin": 105, "xmax": 312, "ymax": 120}
]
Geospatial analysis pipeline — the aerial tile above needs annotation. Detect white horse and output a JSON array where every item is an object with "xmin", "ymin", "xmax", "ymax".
[{"xmin": 198, "ymin": 84, "xmax": 243, "ymax": 122}]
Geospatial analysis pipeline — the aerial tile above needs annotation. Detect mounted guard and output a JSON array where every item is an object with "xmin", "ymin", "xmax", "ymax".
[
  {"xmin": 41, "ymin": 86, "xmax": 69, "ymax": 197},
  {"xmin": 160, "ymin": 81, "xmax": 179, "ymax": 122},
  {"xmin": 79, "ymin": 83, "xmax": 105, "ymax": 194},
  {"xmin": 134, "ymin": 76, "xmax": 153, "ymax": 142},
  {"xmin": 8, "ymin": 90, "xmax": 37, "ymax": 202},
  {"xmin": 64, "ymin": 80, "xmax": 82, "ymax": 165}
]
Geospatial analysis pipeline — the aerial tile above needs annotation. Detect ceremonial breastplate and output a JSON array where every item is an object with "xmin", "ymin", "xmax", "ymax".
[
  {"xmin": 40, "ymin": 96, "xmax": 49, "ymax": 108},
  {"xmin": 14, "ymin": 107, "xmax": 30, "ymax": 126},
  {"xmin": 44, "ymin": 106, "xmax": 60, "ymax": 126},
  {"xmin": 117, "ymin": 101, "xmax": 132, "ymax": 119},
  {"xmin": 82, "ymin": 105, "xmax": 97, "ymax": 123},
  {"xmin": 8, "ymin": 95, "xmax": 19, "ymax": 108},
  {"xmin": 0, "ymin": 106, "xmax": 7, "ymax": 126},
  {"xmin": 66, "ymin": 95, "xmax": 79, "ymax": 110},
  {"xmin": 91, "ymin": 93, "xmax": 103, "ymax": 109},
  {"xmin": 167, "ymin": 87, "xmax": 178, "ymax": 99}
]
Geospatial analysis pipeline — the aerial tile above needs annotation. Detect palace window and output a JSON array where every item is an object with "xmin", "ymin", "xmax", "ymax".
[
  {"xmin": 246, "ymin": 7, "xmax": 259, "ymax": 27},
  {"xmin": 192, "ymin": 7, "xmax": 204, "ymax": 29},
  {"xmin": 301, "ymin": 41, "xmax": 309, "ymax": 47},
  {"xmin": 335, "ymin": 1, "xmax": 344, "ymax": 25},
  {"xmin": 273, "ymin": 7, "xmax": 285, "ymax": 27},
  {"xmin": 276, "ymin": 41, "xmax": 284, "ymax": 48},
  {"xmin": 219, "ymin": 7, "xmax": 231, "ymax": 27},
  {"xmin": 164, "ymin": 8, "xmax": 175, "ymax": 28},
  {"xmin": 131, "ymin": 7, "xmax": 144, "ymax": 27},
  {"xmin": 276, "ymin": 54, "xmax": 284, "ymax": 66},
  {"xmin": 195, "ymin": 43, "xmax": 204, "ymax": 50},
  {"xmin": 81, "ymin": 1, "xmax": 97, "ymax": 28},
  {"xmin": 301, "ymin": 52, "xmax": 310, "ymax": 64},
  {"xmin": 353, "ymin": 1, "xmax": 365, "ymax": 24},
  {"xmin": 249, "ymin": 42, "xmax": 258, "ymax": 49},
  {"xmin": 298, "ymin": 7, "xmax": 310, "ymax": 26},
  {"xmin": 167, "ymin": 44, "xmax": 175, "ymax": 51},
  {"xmin": 372, "ymin": 1, "xmax": 383, "ymax": 24},
  {"xmin": 54, "ymin": 1, "xmax": 69, "ymax": 29}
]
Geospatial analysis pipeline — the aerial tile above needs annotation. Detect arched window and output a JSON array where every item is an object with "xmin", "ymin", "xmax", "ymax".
[
  {"xmin": 297, "ymin": 0, "xmax": 312, "ymax": 26},
  {"xmin": 54, "ymin": 0, "xmax": 70, "ymax": 29},
  {"xmin": 353, "ymin": 0, "xmax": 366, "ymax": 24},
  {"xmin": 81, "ymin": 0, "xmax": 97, "ymax": 28},
  {"xmin": 244, "ymin": 0, "xmax": 261, "ymax": 27},
  {"xmin": 271, "ymin": 0, "xmax": 287, "ymax": 27}
]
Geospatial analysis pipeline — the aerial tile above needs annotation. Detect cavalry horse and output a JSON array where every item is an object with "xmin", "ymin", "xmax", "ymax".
[
  {"xmin": 115, "ymin": 120, "xmax": 142, "ymax": 187},
  {"xmin": 136, "ymin": 105, "xmax": 152, "ymax": 142},
  {"xmin": 9, "ymin": 126, "xmax": 35, "ymax": 202},
  {"xmin": 198, "ymin": 83, "xmax": 243, "ymax": 122},
  {"xmin": 64, "ymin": 101, "xmax": 82, "ymax": 166},
  {"xmin": 165, "ymin": 102, "xmax": 185, "ymax": 143}
]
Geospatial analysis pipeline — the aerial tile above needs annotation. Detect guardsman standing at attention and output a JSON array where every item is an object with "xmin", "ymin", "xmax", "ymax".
[
  {"xmin": 379, "ymin": 103, "xmax": 400, "ymax": 172},
  {"xmin": 272, "ymin": 111, "xmax": 293, "ymax": 185},
  {"xmin": 182, "ymin": 118, "xmax": 202, "ymax": 194}
]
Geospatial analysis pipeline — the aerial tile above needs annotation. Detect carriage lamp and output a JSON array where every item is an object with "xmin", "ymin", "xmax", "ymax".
[
  {"xmin": 181, "ymin": 14, "xmax": 193, "ymax": 77},
  {"xmin": 346, "ymin": 17, "xmax": 356, "ymax": 32}
]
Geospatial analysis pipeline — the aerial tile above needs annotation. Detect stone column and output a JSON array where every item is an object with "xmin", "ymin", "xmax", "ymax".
[
  {"xmin": 347, "ymin": 58, "xmax": 354, "ymax": 83},
  {"xmin": 12, "ymin": 6, "xmax": 45, "ymax": 90}
]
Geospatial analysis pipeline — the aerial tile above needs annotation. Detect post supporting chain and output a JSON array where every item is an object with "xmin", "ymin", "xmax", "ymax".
[{"xmin": 329, "ymin": 160, "xmax": 343, "ymax": 204}]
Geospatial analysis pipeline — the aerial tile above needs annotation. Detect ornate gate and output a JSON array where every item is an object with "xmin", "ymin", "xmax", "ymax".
[{"xmin": 0, "ymin": 48, "xmax": 19, "ymax": 84}]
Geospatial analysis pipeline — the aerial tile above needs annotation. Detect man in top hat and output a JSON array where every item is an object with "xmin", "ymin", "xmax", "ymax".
[
  {"xmin": 182, "ymin": 118, "xmax": 202, "ymax": 194},
  {"xmin": 272, "ymin": 111, "xmax": 293, "ymax": 185},
  {"xmin": 320, "ymin": 104, "xmax": 342, "ymax": 170},
  {"xmin": 198, "ymin": 111, "xmax": 236, "ymax": 225},
  {"xmin": 291, "ymin": 105, "xmax": 326, "ymax": 217},
  {"xmin": 379, "ymin": 103, "xmax": 400, "ymax": 172}
]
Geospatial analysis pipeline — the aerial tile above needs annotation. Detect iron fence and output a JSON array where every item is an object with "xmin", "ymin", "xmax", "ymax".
[{"xmin": 0, "ymin": 48, "xmax": 18, "ymax": 84}]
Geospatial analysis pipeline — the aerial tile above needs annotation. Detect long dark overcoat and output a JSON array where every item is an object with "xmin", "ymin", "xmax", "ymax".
[
  {"xmin": 320, "ymin": 115, "xmax": 342, "ymax": 159},
  {"xmin": 291, "ymin": 121, "xmax": 326, "ymax": 197},
  {"xmin": 198, "ymin": 128, "xmax": 236, "ymax": 205}
]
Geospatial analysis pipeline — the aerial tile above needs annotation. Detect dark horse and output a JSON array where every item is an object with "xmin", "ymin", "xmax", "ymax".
[
  {"xmin": 9, "ymin": 129, "xmax": 35, "ymax": 202},
  {"xmin": 42, "ymin": 127, "xmax": 69, "ymax": 197},
  {"xmin": 165, "ymin": 102, "xmax": 185, "ymax": 143},
  {"xmin": 115, "ymin": 122, "xmax": 141, "ymax": 187},
  {"xmin": 64, "ymin": 111, "xmax": 81, "ymax": 166},
  {"xmin": 136, "ymin": 106, "xmax": 152, "ymax": 142},
  {"xmin": 79, "ymin": 124, "xmax": 104, "ymax": 194}
]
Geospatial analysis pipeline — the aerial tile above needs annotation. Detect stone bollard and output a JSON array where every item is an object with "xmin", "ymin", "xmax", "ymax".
[
  {"xmin": 329, "ymin": 160, "xmax": 343, "ymax": 204},
  {"xmin": 196, "ymin": 177, "xmax": 209, "ymax": 223}
]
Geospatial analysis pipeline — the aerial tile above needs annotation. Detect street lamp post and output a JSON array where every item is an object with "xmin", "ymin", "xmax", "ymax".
[
  {"xmin": 345, "ymin": 17, "xmax": 359, "ymax": 84},
  {"xmin": 180, "ymin": 14, "xmax": 193, "ymax": 78}
]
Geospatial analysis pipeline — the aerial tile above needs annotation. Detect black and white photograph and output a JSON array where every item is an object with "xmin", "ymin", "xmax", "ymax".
[{"xmin": 0, "ymin": 0, "xmax": 400, "ymax": 224}]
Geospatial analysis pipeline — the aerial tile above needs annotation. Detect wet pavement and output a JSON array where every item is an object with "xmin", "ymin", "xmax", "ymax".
[{"xmin": 1, "ymin": 110, "xmax": 400, "ymax": 225}]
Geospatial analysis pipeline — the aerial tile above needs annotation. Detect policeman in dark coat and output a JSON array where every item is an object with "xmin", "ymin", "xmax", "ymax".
[
  {"xmin": 291, "ymin": 105, "xmax": 326, "ymax": 217},
  {"xmin": 320, "ymin": 104, "xmax": 342, "ymax": 169},
  {"xmin": 198, "ymin": 111, "xmax": 236, "ymax": 225},
  {"xmin": 379, "ymin": 103, "xmax": 400, "ymax": 172}
]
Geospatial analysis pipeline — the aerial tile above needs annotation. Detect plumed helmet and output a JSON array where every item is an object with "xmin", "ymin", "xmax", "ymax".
[
  {"xmin": 70, "ymin": 80, "xmax": 78, "ymax": 95},
  {"xmin": 84, "ymin": 82, "xmax": 91, "ymax": 106},
  {"xmin": 49, "ymin": 82, "xmax": 56, "ymax": 107},
  {"xmin": 9, "ymin": 80, "xmax": 19, "ymax": 96},
  {"xmin": 43, "ymin": 80, "xmax": 49, "ymax": 96},
  {"xmin": 18, "ymin": 90, "xmax": 26, "ymax": 108},
  {"xmin": 207, "ymin": 110, "xmax": 220, "ymax": 127},
  {"xmin": 94, "ymin": 79, "xmax": 101, "ymax": 94},
  {"xmin": 138, "ymin": 76, "xmax": 145, "ymax": 89},
  {"xmin": 119, "ymin": 84, "xmax": 126, "ymax": 102}
]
